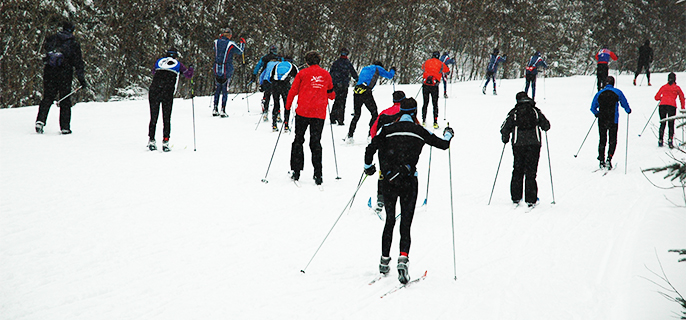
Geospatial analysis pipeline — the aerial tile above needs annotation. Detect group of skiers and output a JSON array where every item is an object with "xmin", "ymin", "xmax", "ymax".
[{"xmin": 33, "ymin": 21, "xmax": 685, "ymax": 285}]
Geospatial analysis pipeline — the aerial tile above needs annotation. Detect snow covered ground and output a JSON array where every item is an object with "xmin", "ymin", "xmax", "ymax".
[{"xmin": 1, "ymin": 72, "xmax": 685, "ymax": 320}]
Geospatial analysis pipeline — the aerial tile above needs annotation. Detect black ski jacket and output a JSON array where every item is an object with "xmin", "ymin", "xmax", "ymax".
[
  {"xmin": 637, "ymin": 44, "xmax": 653, "ymax": 64},
  {"xmin": 43, "ymin": 30, "xmax": 85, "ymax": 82},
  {"xmin": 330, "ymin": 56, "xmax": 359, "ymax": 86},
  {"xmin": 365, "ymin": 116, "xmax": 450, "ymax": 180},
  {"xmin": 501, "ymin": 98, "xmax": 551, "ymax": 147}
]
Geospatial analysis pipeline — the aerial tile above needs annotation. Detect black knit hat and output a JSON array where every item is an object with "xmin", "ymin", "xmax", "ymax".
[
  {"xmin": 392, "ymin": 91, "xmax": 406, "ymax": 102},
  {"xmin": 515, "ymin": 92, "xmax": 529, "ymax": 101},
  {"xmin": 62, "ymin": 21, "xmax": 75, "ymax": 33},
  {"xmin": 606, "ymin": 76, "xmax": 615, "ymax": 86},
  {"xmin": 432, "ymin": 51, "xmax": 440, "ymax": 58},
  {"xmin": 399, "ymin": 98, "xmax": 417, "ymax": 115},
  {"xmin": 167, "ymin": 47, "xmax": 179, "ymax": 58}
]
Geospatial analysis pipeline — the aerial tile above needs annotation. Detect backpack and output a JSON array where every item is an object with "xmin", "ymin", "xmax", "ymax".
[
  {"xmin": 424, "ymin": 75, "xmax": 437, "ymax": 86},
  {"xmin": 514, "ymin": 105, "xmax": 539, "ymax": 130},
  {"xmin": 45, "ymin": 37, "xmax": 68, "ymax": 67}
]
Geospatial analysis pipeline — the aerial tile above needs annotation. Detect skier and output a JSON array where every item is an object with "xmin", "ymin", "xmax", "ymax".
[
  {"xmin": 595, "ymin": 46, "xmax": 618, "ymax": 91},
  {"xmin": 213, "ymin": 28, "xmax": 245, "ymax": 117},
  {"xmin": 421, "ymin": 51, "xmax": 451, "ymax": 128},
  {"xmin": 364, "ymin": 98, "xmax": 453, "ymax": 284},
  {"xmin": 439, "ymin": 52, "xmax": 456, "ymax": 98},
  {"xmin": 285, "ymin": 51, "xmax": 335, "ymax": 185},
  {"xmin": 252, "ymin": 45, "xmax": 279, "ymax": 119},
  {"xmin": 147, "ymin": 47, "xmax": 194, "ymax": 152},
  {"xmin": 258, "ymin": 57, "xmax": 280, "ymax": 125},
  {"xmin": 654, "ymin": 72, "xmax": 685, "ymax": 148},
  {"xmin": 500, "ymin": 92, "xmax": 551, "ymax": 208},
  {"xmin": 270, "ymin": 56, "xmax": 299, "ymax": 131},
  {"xmin": 590, "ymin": 76, "xmax": 631, "ymax": 169},
  {"xmin": 368, "ymin": 91, "xmax": 407, "ymax": 215},
  {"xmin": 482, "ymin": 48, "xmax": 506, "ymax": 95},
  {"xmin": 35, "ymin": 21, "xmax": 87, "ymax": 135},
  {"xmin": 634, "ymin": 40, "xmax": 653, "ymax": 86},
  {"xmin": 346, "ymin": 61, "xmax": 395, "ymax": 143},
  {"xmin": 329, "ymin": 47, "xmax": 359, "ymax": 126},
  {"xmin": 523, "ymin": 51, "xmax": 548, "ymax": 100}
]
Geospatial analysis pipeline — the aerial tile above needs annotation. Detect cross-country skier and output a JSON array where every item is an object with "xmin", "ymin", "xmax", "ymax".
[
  {"xmin": 654, "ymin": 72, "xmax": 685, "ymax": 148},
  {"xmin": 439, "ymin": 52, "xmax": 456, "ymax": 98},
  {"xmin": 364, "ymin": 98, "xmax": 453, "ymax": 284},
  {"xmin": 590, "ymin": 76, "xmax": 631, "ymax": 169},
  {"xmin": 35, "ymin": 21, "xmax": 87, "ymax": 135},
  {"xmin": 346, "ymin": 61, "xmax": 395, "ymax": 144},
  {"xmin": 483, "ymin": 48, "xmax": 506, "ymax": 95},
  {"xmin": 270, "ymin": 56, "xmax": 299, "ymax": 131},
  {"xmin": 524, "ymin": 51, "xmax": 548, "ymax": 100},
  {"xmin": 147, "ymin": 47, "xmax": 194, "ymax": 152},
  {"xmin": 213, "ymin": 28, "xmax": 245, "ymax": 117},
  {"xmin": 595, "ymin": 46, "xmax": 618, "ymax": 91},
  {"xmin": 421, "ymin": 51, "xmax": 451, "ymax": 128},
  {"xmin": 258, "ymin": 57, "xmax": 280, "ymax": 125},
  {"xmin": 329, "ymin": 47, "xmax": 359, "ymax": 126},
  {"xmin": 285, "ymin": 51, "xmax": 335, "ymax": 186},
  {"xmin": 252, "ymin": 45, "xmax": 279, "ymax": 120},
  {"xmin": 368, "ymin": 91, "xmax": 407, "ymax": 215},
  {"xmin": 634, "ymin": 40, "xmax": 653, "ymax": 86},
  {"xmin": 500, "ymin": 92, "xmax": 551, "ymax": 208}
]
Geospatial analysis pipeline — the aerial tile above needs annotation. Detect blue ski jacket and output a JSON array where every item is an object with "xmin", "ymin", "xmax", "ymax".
[
  {"xmin": 259, "ymin": 61, "xmax": 279, "ymax": 85},
  {"xmin": 590, "ymin": 85, "xmax": 631, "ymax": 124},
  {"xmin": 525, "ymin": 54, "xmax": 547, "ymax": 75},
  {"xmin": 487, "ymin": 54, "xmax": 506, "ymax": 73},
  {"xmin": 272, "ymin": 59, "xmax": 299, "ymax": 81},
  {"xmin": 356, "ymin": 65, "xmax": 395, "ymax": 89},
  {"xmin": 214, "ymin": 36, "xmax": 244, "ymax": 78}
]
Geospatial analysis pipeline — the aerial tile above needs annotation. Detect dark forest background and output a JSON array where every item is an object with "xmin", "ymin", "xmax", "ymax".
[{"xmin": 0, "ymin": 0, "xmax": 684, "ymax": 108}]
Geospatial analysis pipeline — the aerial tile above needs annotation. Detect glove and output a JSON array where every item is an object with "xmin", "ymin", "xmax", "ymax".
[
  {"xmin": 502, "ymin": 134, "xmax": 509, "ymax": 144},
  {"xmin": 259, "ymin": 85, "xmax": 264, "ymax": 92},
  {"xmin": 364, "ymin": 164, "xmax": 377, "ymax": 176},
  {"xmin": 186, "ymin": 66, "xmax": 195, "ymax": 78},
  {"xmin": 443, "ymin": 126, "xmax": 454, "ymax": 140},
  {"xmin": 79, "ymin": 78, "xmax": 87, "ymax": 89},
  {"xmin": 594, "ymin": 112, "xmax": 599, "ymax": 118},
  {"xmin": 239, "ymin": 37, "xmax": 246, "ymax": 44},
  {"xmin": 390, "ymin": 66, "xmax": 397, "ymax": 72}
]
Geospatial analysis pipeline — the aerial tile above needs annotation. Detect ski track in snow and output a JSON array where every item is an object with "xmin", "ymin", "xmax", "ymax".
[{"xmin": 1, "ymin": 74, "xmax": 685, "ymax": 320}]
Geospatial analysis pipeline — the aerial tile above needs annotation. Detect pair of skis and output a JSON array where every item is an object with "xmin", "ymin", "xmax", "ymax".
[{"xmin": 368, "ymin": 270, "xmax": 428, "ymax": 298}]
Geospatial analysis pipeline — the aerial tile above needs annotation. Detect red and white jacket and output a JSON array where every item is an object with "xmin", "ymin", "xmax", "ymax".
[{"xmin": 285, "ymin": 65, "xmax": 335, "ymax": 119}]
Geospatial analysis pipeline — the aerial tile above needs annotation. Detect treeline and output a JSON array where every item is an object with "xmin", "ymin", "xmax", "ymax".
[{"xmin": 1, "ymin": 0, "xmax": 684, "ymax": 108}]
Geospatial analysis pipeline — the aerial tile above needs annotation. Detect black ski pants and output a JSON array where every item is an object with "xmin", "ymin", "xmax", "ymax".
[
  {"xmin": 330, "ymin": 83, "xmax": 349, "ymax": 125},
  {"xmin": 659, "ymin": 105, "xmax": 677, "ymax": 142},
  {"xmin": 348, "ymin": 90, "xmax": 378, "ymax": 138},
  {"xmin": 381, "ymin": 176, "xmax": 418, "ymax": 257},
  {"xmin": 271, "ymin": 81, "xmax": 289, "ymax": 123},
  {"xmin": 291, "ymin": 115, "xmax": 325, "ymax": 178},
  {"xmin": 148, "ymin": 86, "xmax": 174, "ymax": 140},
  {"xmin": 261, "ymin": 82, "xmax": 273, "ymax": 114},
  {"xmin": 525, "ymin": 74, "xmax": 538, "ymax": 99},
  {"xmin": 634, "ymin": 61, "xmax": 650, "ymax": 82},
  {"xmin": 598, "ymin": 120, "xmax": 618, "ymax": 162},
  {"xmin": 422, "ymin": 84, "xmax": 439, "ymax": 123},
  {"xmin": 36, "ymin": 67, "xmax": 74, "ymax": 131},
  {"xmin": 484, "ymin": 71, "xmax": 497, "ymax": 90},
  {"xmin": 510, "ymin": 145, "xmax": 541, "ymax": 204},
  {"xmin": 596, "ymin": 63, "xmax": 609, "ymax": 91}
]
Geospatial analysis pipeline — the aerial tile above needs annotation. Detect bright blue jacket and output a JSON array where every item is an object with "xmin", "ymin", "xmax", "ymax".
[
  {"xmin": 356, "ymin": 65, "xmax": 395, "ymax": 89},
  {"xmin": 525, "ymin": 54, "xmax": 547, "ymax": 75},
  {"xmin": 590, "ymin": 85, "xmax": 631, "ymax": 124},
  {"xmin": 272, "ymin": 60, "xmax": 298, "ymax": 81},
  {"xmin": 259, "ymin": 61, "xmax": 279, "ymax": 85},
  {"xmin": 214, "ymin": 36, "xmax": 244, "ymax": 78},
  {"xmin": 487, "ymin": 54, "xmax": 506, "ymax": 73}
]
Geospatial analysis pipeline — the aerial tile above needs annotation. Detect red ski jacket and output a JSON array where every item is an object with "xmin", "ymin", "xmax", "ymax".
[
  {"xmin": 285, "ymin": 65, "xmax": 335, "ymax": 119},
  {"xmin": 422, "ymin": 58, "xmax": 450, "ymax": 85},
  {"xmin": 655, "ymin": 83, "xmax": 685, "ymax": 109},
  {"xmin": 370, "ymin": 102, "xmax": 401, "ymax": 138}
]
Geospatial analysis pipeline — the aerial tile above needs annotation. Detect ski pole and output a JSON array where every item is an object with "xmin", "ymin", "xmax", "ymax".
[
  {"xmin": 574, "ymin": 118, "xmax": 597, "ymax": 158},
  {"xmin": 638, "ymin": 102, "xmax": 659, "ymax": 137},
  {"xmin": 414, "ymin": 85, "xmax": 422, "ymax": 99},
  {"xmin": 52, "ymin": 86, "xmax": 82, "ymax": 107},
  {"xmin": 545, "ymin": 131, "xmax": 555, "ymax": 204},
  {"xmin": 260, "ymin": 120, "xmax": 286, "ymax": 183},
  {"xmin": 448, "ymin": 130, "xmax": 457, "ymax": 281},
  {"xmin": 421, "ymin": 146, "xmax": 432, "ymax": 206},
  {"xmin": 625, "ymin": 114, "xmax": 629, "ymax": 174},
  {"xmin": 488, "ymin": 143, "xmax": 506, "ymax": 205},
  {"xmin": 347, "ymin": 171, "xmax": 365, "ymax": 213},
  {"xmin": 543, "ymin": 69, "xmax": 547, "ymax": 101},
  {"xmin": 301, "ymin": 172, "xmax": 368, "ymax": 273},
  {"xmin": 326, "ymin": 102, "xmax": 342, "ymax": 180},
  {"xmin": 191, "ymin": 77, "xmax": 197, "ymax": 151}
]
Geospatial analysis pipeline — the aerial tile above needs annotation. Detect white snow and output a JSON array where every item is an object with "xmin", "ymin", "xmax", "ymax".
[{"xmin": 1, "ymin": 73, "xmax": 685, "ymax": 319}]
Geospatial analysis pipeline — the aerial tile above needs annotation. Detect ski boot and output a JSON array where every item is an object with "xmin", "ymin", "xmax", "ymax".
[
  {"xmin": 35, "ymin": 121, "xmax": 44, "ymax": 134},
  {"xmin": 658, "ymin": 139, "xmax": 664, "ymax": 147},
  {"xmin": 444, "ymin": 93, "xmax": 448, "ymax": 98},
  {"xmin": 291, "ymin": 170, "xmax": 300, "ymax": 181},
  {"xmin": 272, "ymin": 123, "xmax": 278, "ymax": 132},
  {"xmin": 212, "ymin": 107, "xmax": 220, "ymax": 117},
  {"xmin": 482, "ymin": 87, "xmax": 486, "ymax": 95},
  {"xmin": 284, "ymin": 122, "xmax": 290, "ymax": 132},
  {"xmin": 314, "ymin": 175, "xmax": 323, "ymax": 186},
  {"xmin": 493, "ymin": 89, "xmax": 497, "ymax": 95},
  {"xmin": 147, "ymin": 139, "xmax": 157, "ymax": 151},
  {"xmin": 162, "ymin": 139, "xmax": 170, "ymax": 152},
  {"xmin": 606, "ymin": 156, "xmax": 613, "ymax": 170},
  {"xmin": 276, "ymin": 113, "xmax": 282, "ymax": 123},
  {"xmin": 220, "ymin": 109, "xmax": 229, "ymax": 118},
  {"xmin": 379, "ymin": 256, "xmax": 391, "ymax": 274},
  {"xmin": 433, "ymin": 122, "xmax": 439, "ymax": 129},
  {"xmin": 668, "ymin": 139, "xmax": 674, "ymax": 149},
  {"xmin": 262, "ymin": 113, "xmax": 269, "ymax": 122},
  {"xmin": 633, "ymin": 78, "xmax": 636, "ymax": 86},
  {"xmin": 346, "ymin": 136, "xmax": 354, "ymax": 145},
  {"xmin": 397, "ymin": 255, "xmax": 410, "ymax": 284},
  {"xmin": 422, "ymin": 121, "xmax": 426, "ymax": 127},
  {"xmin": 599, "ymin": 160, "xmax": 606, "ymax": 169},
  {"xmin": 61, "ymin": 129, "xmax": 72, "ymax": 135}
]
